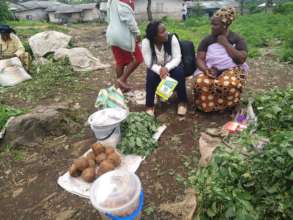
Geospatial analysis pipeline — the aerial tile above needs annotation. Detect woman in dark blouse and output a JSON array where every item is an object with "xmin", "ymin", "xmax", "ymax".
[{"xmin": 194, "ymin": 7, "xmax": 249, "ymax": 112}]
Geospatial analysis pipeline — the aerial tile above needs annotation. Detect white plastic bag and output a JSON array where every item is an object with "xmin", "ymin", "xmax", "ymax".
[{"xmin": 0, "ymin": 57, "xmax": 31, "ymax": 86}]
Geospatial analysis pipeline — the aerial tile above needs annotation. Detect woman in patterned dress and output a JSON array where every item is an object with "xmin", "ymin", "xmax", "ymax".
[{"xmin": 194, "ymin": 7, "xmax": 249, "ymax": 112}]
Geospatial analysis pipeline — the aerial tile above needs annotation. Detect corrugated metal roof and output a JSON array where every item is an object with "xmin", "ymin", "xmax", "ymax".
[
  {"xmin": 47, "ymin": 3, "xmax": 97, "ymax": 14},
  {"xmin": 11, "ymin": 1, "xmax": 96, "ymax": 14},
  {"xmin": 12, "ymin": 1, "xmax": 67, "ymax": 11},
  {"xmin": 9, "ymin": 3, "xmax": 26, "ymax": 11}
]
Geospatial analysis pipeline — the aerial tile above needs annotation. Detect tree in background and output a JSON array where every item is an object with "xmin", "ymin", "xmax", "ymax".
[
  {"xmin": 147, "ymin": 0, "xmax": 153, "ymax": 21},
  {"xmin": 191, "ymin": 2, "xmax": 204, "ymax": 17},
  {"xmin": 240, "ymin": 0, "xmax": 245, "ymax": 15},
  {"xmin": 0, "ymin": 1, "xmax": 11, "ymax": 21},
  {"xmin": 266, "ymin": 0, "xmax": 274, "ymax": 11}
]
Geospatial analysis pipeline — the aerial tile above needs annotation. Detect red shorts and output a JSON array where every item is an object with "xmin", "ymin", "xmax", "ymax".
[{"xmin": 111, "ymin": 44, "xmax": 143, "ymax": 66}]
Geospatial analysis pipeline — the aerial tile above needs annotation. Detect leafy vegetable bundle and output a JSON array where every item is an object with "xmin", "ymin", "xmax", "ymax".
[
  {"xmin": 117, "ymin": 112, "xmax": 160, "ymax": 156},
  {"xmin": 188, "ymin": 87, "xmax": 293, "ymax": 220}
]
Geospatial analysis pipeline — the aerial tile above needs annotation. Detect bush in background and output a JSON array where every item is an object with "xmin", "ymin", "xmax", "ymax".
[
  {"xmin": 0, "ymin": 1, "xmax": 11, "ymax": 21},
  {"xmin": 274, "ymin": 2, "xmax": 293, "ymax": 14}
]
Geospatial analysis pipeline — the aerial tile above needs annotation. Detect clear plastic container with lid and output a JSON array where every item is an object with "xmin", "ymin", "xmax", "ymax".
[{"xmin": 90, "ymin": 170, "xmax": 142, "ymax": 220}]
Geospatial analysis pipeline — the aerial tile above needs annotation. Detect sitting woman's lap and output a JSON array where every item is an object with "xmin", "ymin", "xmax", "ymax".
[
  {"xmin": 146, "ymin": 65, "xmax": 187, "ymax": 107},
  {"xmin": 194, "ymin": 67, "xmax": 246, "ymax": 112}
]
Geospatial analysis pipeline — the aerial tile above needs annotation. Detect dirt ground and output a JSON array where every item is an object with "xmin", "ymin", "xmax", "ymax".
[{"xmin": 0, "ymin": 24, "xmax": 292, "ymax": 220}]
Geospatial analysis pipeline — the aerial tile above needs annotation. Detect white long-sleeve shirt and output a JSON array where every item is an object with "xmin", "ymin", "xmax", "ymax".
[{"xmin": 141, "ymin": 35, "xmax": 182, "ymax": 75}]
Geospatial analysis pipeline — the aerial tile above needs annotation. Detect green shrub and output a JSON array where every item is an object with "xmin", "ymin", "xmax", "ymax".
[
  {"xmin": 0, "ymin": 105, "xmax": 23, "ymax": 130},
  {"xmin": 23, "ymin": 41, "xmax": 33, "ymax": 57},
  {"xmin": 281, "ymin": 48, "xmax": 293, "ymax": 63},
  {"xmin": 274, "ymin": 2, "xmax": 293, "ymax": 14},
  {"xmin": 0, "ymin": 1, "xmax": 11, "ymax": 21},
  {"xmin": 3, "ymin": 59, "xmax": 78, "ymax": 102}
]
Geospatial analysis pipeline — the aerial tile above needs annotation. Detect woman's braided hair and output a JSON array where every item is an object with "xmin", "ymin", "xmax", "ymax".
[{"xmin": 145, "ymin": 20, "xmax": 162, "ymax": 64}]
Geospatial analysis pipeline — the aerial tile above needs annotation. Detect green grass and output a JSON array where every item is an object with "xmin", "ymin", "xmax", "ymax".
[
  {"xmin": 140, "ymin": 12, "xmax": 293, "ymax": 62},
  {"xmin": 0, "ymin": 59, "xmax": 80, "ymax": 103},
  {"xmin": 0, "ymin": 144, "xmax": 25, "ymax": 161},
  {"xmin": 0, "ymin": 20, "xmax": 94, "ymax": 104},
  {"xmin": 0, "ymin": 105, "xmax": 23, "ymax": 130},
  {"xmin": 7, "ymin": 20, "xmax": 68, "ymax": 38}
]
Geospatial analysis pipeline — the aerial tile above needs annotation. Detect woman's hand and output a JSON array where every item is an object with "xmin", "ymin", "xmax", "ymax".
[
  {"xmin": 136, "ymin": 35, "xmax": 141, "ymax": 43},
  {"xmin": 204, "ymin": 67, "xmax": 218, "ymax": 79},
  {"xmin": 217, "ymin": 34, "xmax": 247, "ymax": 64},
  {"xmin": 160, "ymin": 67, "xmax": 169, "ymax": 79},
  {"xmin": 217, "ymin": 35, "xmax": 229, "ymax": 47}
]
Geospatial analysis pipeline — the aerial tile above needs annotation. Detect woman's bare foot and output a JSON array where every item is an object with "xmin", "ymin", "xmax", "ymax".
[
  {"xmin": 177, "ymin": 103, "xmax": 187, "ymax": 116},
  {"xmin": 146, "ymin": 107, "xmax": 155, "ymax": 116},
  {"xmin": 117, "ymin": 79, "xmax": 131, "ymax": 92}
]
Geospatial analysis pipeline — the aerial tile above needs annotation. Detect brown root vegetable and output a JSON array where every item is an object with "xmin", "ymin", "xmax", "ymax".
[
  {"xmin": 107, "ymin": 152, "xmax": 121, "ymax": 167},
  {"xmin": 88, "ymin": 159, "xmax": 96, "ymax": 168},
  {"xmin": 99, "ymin": 160, "xmax": 115, "ymax": 173},
  {"xmin": 95, "ymin": 153, "xmax": 107, "ymax": 165},
  {"xmin": 69, "ymin": 164, "xmax": 81, "ymax": 177},
  {"xmin": 74, "ymin": 157, "xmax": 89, "ymax": 171},
  {"xmin": 96, "ymin": 169, "xmax": 104, "ymax": 177},
  {"xmin": 86, "ymin": 151, "xmax": 96, "ymax": 161},
  {"xmin": 105, "ymin": 147, "xmax": 115, "ymax": 155},
  {"xmin": 91, "ymin": 143, "xmax": 105, "ymax": 156},
  {"xmin": 81, "ymin": 167, "xmax": 96, "ymax": 182}
]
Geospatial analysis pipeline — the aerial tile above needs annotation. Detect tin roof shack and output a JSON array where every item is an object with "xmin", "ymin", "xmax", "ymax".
[
  {"xmin": 47, "ymin": 3, "xmax": 100, "ymax": 24},
  {"xmin": 10, "ymin": 1, "xmax": 66, "ymax": 21}
]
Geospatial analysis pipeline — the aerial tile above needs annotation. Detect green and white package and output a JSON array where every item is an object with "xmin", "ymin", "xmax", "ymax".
[
  {"xmin": 156, "ymin": 76, "xmax": 178, "ymax": 101},
  {"xmin": 95, "ymin": 86, "xmax": 128, "ymax": 110}
]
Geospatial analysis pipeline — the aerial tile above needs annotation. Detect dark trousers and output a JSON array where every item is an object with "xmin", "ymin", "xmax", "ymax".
[
  {"xmin": 146, "ymin": 65, "xmax": 188, "ymax": 107},
  {"xmin": 182, "ymin": 14, "xmax": 186, "ymax": 21}
]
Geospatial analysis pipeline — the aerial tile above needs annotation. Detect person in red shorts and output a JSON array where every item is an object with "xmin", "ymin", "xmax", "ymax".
[{"xmin": 106, "ymin": 0, "xmax": 143, "ymax": 92}]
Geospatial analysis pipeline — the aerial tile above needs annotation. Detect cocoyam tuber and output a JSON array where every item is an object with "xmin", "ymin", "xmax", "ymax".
[
  {"xmin": 91, "ymin": 143, "xmax": 105, "ymax": 155},
  {"xmin": 86, "ymin": 151, "xmax": 96, "ymax": 161},
  {"xmin": 105, "ymin": 147, "xmax": 115, "ymax": 155},
  {"xmin": 88, "ymin": 159, "xmax": 96, "ymax": 168},
  {"xmin": 99, "ymin": 160, "xmax": 115, "ymax": 174},
  {"xmin": 107, "ymin": 152, "xmax": 121, "ymax": 167},
  {"xmin": 74, "ymin": 157, "xmax": 89, "ymax": 171},
  {"xmin": 95, "ymin": 153, "xmax": 107, "ymax": 164},
  {"xmin": 69, "ymin": 164, "xmax": 81, "ymax": 177},
  {"xmin": 81, "ymin": 167, "xmax": 96, "ymax": 182}
]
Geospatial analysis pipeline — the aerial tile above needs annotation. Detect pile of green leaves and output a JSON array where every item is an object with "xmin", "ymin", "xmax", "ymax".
[
  {"xmin": 117, "ymin": 112, "xmax": 160, "ymax": 156},
  {"xmin": 0, "ymin": 105, "xmax": 23, "ymax": 130},
  {"xmin": 188, "ymin": 87, "xmax": 293, "ymax": 220},
  {"xmin": 254, "ymin": 87, "xmax": 293, "ymax": 134}
]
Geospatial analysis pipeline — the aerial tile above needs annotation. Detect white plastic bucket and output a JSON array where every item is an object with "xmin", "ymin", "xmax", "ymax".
[
  {"xmin": 88, "ymin": 108, "xmax": 128, "ymax": 146},
  {"xmin": 90, "ymin": 171, "xmax": 143, "ymax": 220},
  {"xmin": 90, "ymin": 125, "xmax": 121, "ymax": 147}
]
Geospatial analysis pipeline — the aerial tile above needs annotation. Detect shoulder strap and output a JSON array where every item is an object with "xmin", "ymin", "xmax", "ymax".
[{"xmin": 164, "ymin": 33, "xmax": 180, "ymax": 56}]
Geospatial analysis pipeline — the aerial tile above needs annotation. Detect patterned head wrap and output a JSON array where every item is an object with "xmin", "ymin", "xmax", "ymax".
[{"xmin": 213, "ymin": 6, "xmax": 237, "ymax": 26}]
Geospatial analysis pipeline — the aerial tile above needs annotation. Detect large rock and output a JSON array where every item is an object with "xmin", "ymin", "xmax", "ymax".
[
  {"xmin": 29, "ymin": 31, "xmax": 72, "ymax": 58},
  {"xmin": 2, "ymin": 103, "xmax": 81, "ymax": 147},
  {"xmin": 54, "ymin": 47, "xmax": 110, "ymax": 72}
]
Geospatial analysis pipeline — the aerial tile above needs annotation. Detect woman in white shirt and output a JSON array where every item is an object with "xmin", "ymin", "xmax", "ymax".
[{"xmin": 141, "ymin": 21, "xmax": 188, "ymax": 116}]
